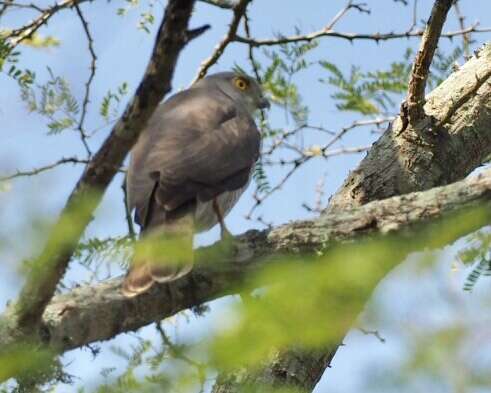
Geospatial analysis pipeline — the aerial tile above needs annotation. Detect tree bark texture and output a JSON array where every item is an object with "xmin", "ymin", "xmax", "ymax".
[
  {"xmin": 7, "ymin": 165, "xmax": 491, "ymax": 355},
  {"xmin": 210, "ymin": 42, "xmax": 491, "ymax": 392}
]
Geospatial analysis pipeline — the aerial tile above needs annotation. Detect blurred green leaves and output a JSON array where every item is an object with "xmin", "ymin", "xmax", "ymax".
[{"xmin": 206, "ymin": 205, "xmax": 490, "ymax": 373}]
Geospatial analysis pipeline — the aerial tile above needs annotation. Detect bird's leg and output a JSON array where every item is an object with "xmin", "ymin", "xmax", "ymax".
[{"xmin": 212, "ymin": 197, "xmax": 232, "ymax": 240}]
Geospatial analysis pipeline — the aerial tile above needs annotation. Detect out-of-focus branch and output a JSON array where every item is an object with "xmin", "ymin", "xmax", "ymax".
[
  {"xmin": 11, "ymin": 0, "xmax": 202, "ymax": 330},
  {"xmin": 191, "ymin": 0, "xmax": 252, "ymax": 83},
  {"xmin": 405, "ymin": 0, "xmax": 453, "ymax": 124},
  {"xmin": 453, "ymin": 0, "xmax": 471, "ymax": 57}
]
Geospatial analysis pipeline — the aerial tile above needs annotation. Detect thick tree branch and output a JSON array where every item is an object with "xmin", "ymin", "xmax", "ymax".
[
  {"xmin": 28, "ymin": 167, "xmax": 491, "ymax": 353},
  {"xmin": 405, "ymin": 0, "xmax": 453, "ymax": 123},
  {"xmin": 12, "ymin": 0, "xmax": 200, "ymax": 329},
  {"xmin": 212, "ymin": 40, "xmax": 491, "ymax": 393}
]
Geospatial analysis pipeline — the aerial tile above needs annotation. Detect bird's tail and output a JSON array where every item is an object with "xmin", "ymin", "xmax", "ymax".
[{"xmin": 122, "ymin": 215, "xmax": 194, "ymax": 298}]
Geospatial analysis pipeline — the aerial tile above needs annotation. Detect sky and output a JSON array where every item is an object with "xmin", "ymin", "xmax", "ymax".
[{"xmin": 1, "ymin": 0, "xmax": 491, "ymax": 392}]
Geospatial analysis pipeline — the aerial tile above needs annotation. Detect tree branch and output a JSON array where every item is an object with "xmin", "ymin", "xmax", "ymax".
[
  {"xmin": 12, "ymin": 0, "xmax": 201, "ymax": 330},
  {"xmin": 233, "ymin": 24, "xmax": 491, "ymax": 47},
  {"xmin": 73, "ymin": 1, "xmax": 96, "ymax": 158},
  {"xmin": 191, "ymin": 0, "xmax": 252, "ymax": 84},
  {"xmin": 4, "ymin": 0, "xmax": 91, "ymax": 48},
  {"xmin": 405, "ymin": 0, "xmax": 453, "ymax": 124},
  {"xmin": 0, "ymin": 157, "xmax": 91, "ymax": 182},
  {"xmin": 16, "ymin": 167, "xmax": 491, "ymax": 354}
]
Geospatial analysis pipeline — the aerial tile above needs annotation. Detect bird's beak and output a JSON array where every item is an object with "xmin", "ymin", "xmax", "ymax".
[{"xmin": 258, "ymin": 97, "xmax": 271, "ymax": 110}]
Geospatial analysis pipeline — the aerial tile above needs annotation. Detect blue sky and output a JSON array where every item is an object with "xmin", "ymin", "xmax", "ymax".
[{"xmin": 1, "ymin": 0, "xmax": 491, "ymax": 391}]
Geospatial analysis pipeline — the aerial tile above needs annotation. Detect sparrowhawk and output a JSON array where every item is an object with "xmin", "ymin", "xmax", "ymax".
[{"xmin": 122, "ymin": 71, "xmax": 269, "ymax": 297}]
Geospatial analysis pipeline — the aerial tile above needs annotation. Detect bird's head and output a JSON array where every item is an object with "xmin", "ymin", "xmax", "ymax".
[{"xmin": 196, "ymin": 71, "xmax": 270, "ymax": 114}]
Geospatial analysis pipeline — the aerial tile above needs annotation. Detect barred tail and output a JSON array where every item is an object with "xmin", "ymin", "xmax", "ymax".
[{"xmin": 122, "ymin": 214, "xmax": 194, "ymax": 298}]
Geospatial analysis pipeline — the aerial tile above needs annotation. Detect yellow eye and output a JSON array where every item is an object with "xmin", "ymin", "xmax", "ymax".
[{"xmin": 234, "ymin": 77, "xmax": 249, "ymax": 90}]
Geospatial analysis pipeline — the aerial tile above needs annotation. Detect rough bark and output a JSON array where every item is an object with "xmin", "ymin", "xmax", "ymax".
[
  {"xmin": 2, "ymin": 167, "xmax": 490, "ymax": 355},
  {"xmin": 210, "ymin": 42, "xmax": 491, "ymax": 392},
  {"xmin": 329, "ymin": 43, "xmax": 491, "ymax": 210}
]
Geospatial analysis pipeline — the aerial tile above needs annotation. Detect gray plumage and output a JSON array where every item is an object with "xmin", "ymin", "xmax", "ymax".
[{"xmin": 122, "ymin": 72, "xmax": 268, "ymax": 297}]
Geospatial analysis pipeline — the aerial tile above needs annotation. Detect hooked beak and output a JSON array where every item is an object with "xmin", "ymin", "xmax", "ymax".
[{"xmin": 258, "ymin": 97, "xmax": 271, "ymax": 110}]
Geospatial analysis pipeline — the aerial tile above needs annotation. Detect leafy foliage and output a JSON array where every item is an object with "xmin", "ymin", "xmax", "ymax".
[
  {"xmin": 100, "ymin": 82, "xmax": 129, "ymax": 121},
  {"xmin": 319, "ymin": 46, "xmax": 465, "ymax": 115},
  {"xmin": 20, "ymin": 68, "xmax": 79, "ymax": 134},
  {"xmin": 319, "ymin": 49, "xmax": 413, "ymax": 115},
  {"xmin": 252, "ymin": 160, "xmax": 270, "ymax": 195},
  {"xmin": 0, "ymin": 37, "xmax": 35, "ymax": 88},
  {"xmin": 260, "ymin": 36, "xmax": 316, "ymax": 126}
]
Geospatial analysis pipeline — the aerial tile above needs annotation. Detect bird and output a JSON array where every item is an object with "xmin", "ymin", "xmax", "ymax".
[{"xmin": 121, "ymin": 71, "xmax": 270, "ymax": 297}]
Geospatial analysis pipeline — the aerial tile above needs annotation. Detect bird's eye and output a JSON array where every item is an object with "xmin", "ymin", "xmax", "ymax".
[{"xmin": 234, "ymin": 77, "xmax": 249, "ymax": 90}]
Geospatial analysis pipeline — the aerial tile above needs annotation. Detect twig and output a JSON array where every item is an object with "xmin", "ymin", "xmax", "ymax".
[
  {"xmin": 357, "ymin": 327, "xmax": 386, "ymax": 343},
  {"xmin": 253, "ymin": 117, "xmax": 392, "ymax": 219},
  {"xmin": 191, "ymin": 0, "xmax": 252, "ymax": 84},
  {"xmin": 453, "ymin": 0, "xmax": 471, "ymax": 58},
  {"xmin": 325, "ymin": 1, "xmax": 370, "ymax": 31},
  {"xmin": 405, "ymin": 0, "xmax": 453, "ymax": 124},
  {"xmin": 233, "ymin": 24, "xmax": 491, "ymax": 47},
  {"xmin": 0, "ymin": 0, "xmax": 12, "ymax": 18},
  {"xmin": 0, "ymin": 157, "xmax": 90, "ymax": 182},
  {"xmin": 5, "ymin": 0, "xmax": 91, "ymax": 48},
  {"xmin": 323, "ymin": 117, "xmax": 395, "ymax": 151},
  {"xmin": 121, "ymin": 177, "xmax": 136, "ymax": 239},
  {"xmin": 243, "ymin": 11, "xmax": 268, "ymax": 128},
  {"xmin": 155, "ymin": 323, "xmax": 207, "ymax": 390},
  {"xmin": 408, "ymin": 0, "xmax": 418, "ymax": 32},
  {"xmin": 302, "ymin": 173, "xmax": 326, "ymax": 213},
  {"xmin": 0, "ymin": 1, "xmax": 43, "ymax": 12},
  {"xmin": 74, "ymin": 2, "xmax": 96, "ymax": 157}
]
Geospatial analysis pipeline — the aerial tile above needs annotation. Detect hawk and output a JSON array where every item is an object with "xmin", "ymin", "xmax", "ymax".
[{"xmin": 122, "ymin": 72, "xmax": 269, "ymax": 297}]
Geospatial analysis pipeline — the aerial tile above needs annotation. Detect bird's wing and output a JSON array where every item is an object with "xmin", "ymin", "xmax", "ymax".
[{"xmin": 126, "ymin": 87, "xmax": 260, "ymax": 228}]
